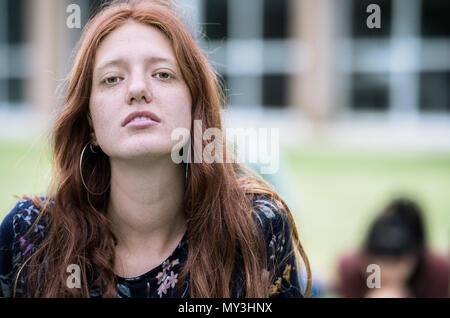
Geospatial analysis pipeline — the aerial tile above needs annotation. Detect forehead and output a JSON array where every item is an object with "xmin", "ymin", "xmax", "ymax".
[{"xmin": 93, "ymin": 20, "xmax": 177, "ymax": 69}]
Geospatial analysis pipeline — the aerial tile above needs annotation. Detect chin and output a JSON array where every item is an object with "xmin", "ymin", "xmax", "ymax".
[{"xmin": 125, "ymin": 143, "xmax": 172, "ymax": 158}]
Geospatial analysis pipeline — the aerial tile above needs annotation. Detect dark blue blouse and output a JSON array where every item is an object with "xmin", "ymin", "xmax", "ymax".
[{"xmin": 0, "ymin": 194, "xmax": 304, "ymax": 298}]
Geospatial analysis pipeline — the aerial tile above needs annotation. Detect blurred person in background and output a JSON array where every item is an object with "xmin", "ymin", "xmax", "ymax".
[{"xmin": 336, "ymin": 197, "xmax": 450, "ymax": 298}]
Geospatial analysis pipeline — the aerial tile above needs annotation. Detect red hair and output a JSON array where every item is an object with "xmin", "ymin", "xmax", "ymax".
[{"xmin": 14, "ymin": 0, "xmax": 311, "ymax": 297}]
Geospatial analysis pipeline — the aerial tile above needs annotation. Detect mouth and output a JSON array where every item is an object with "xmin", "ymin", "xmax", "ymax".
[{"xmin": 122, "ymin": 111, "xmax": 161, "ymax": 128}]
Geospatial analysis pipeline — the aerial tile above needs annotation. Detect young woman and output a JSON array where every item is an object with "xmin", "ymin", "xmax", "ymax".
[{"xmin": 0, "ymin": 0, "xmax": 311, "ymax": 298}]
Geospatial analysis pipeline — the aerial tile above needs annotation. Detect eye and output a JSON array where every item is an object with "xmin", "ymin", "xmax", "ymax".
[
  {"xmin": 103, "ymin": 76, "xmax": 123, "ymax": 85},
  {"xmin": 154, "ymin": 72, "xmax": 172, "ymax": 80}
]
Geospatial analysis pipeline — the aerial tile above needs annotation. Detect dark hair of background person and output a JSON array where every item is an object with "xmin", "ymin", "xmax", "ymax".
[{"xmin": 364, "ymin": 197, "xmax": 426, "ymax": 296}]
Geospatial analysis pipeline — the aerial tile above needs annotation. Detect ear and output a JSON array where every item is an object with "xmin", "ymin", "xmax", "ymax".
[
  {"xmin": 90, "ymin": 132, "xmax": 99, "ymax": 146},
  {"xmin": 87, "ymin": 112, "xmax": 99, "ymax": 146}
]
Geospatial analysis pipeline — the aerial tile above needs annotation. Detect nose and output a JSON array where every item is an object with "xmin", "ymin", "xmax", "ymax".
[{"xmin": 126, "ymin": 70, "xmax": 152, "ymax": 105}]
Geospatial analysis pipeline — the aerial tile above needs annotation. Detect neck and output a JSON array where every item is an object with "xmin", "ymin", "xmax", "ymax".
[{"xmin": 107, "ymin": 155, "xmax": 187, "ymax": 255}]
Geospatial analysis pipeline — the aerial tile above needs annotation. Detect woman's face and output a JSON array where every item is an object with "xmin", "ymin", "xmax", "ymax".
[
  {"xmin": 367, "ymin": 253, "xmax": 418, "ymax": 286},
  {"xmin": 89, "ymin": 20, "xmax": 192, "ymax": 161}
]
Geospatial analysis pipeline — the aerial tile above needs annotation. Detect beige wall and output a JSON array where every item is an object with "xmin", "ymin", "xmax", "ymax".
[
  {"xmin": 289, "ymin": 0, "xmax": 340, "ymax": 126},
  {"xmin": 26, "ymin": 0, "xmax": 71, "ymax": 114}
]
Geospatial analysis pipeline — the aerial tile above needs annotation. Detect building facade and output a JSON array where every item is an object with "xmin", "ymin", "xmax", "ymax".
[{"xmin": 0, "ymin": 0, "xmax": 448, "ymax": 126}]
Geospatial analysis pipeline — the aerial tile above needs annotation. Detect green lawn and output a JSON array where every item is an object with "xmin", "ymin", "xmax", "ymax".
[
  {"xmin": 1, "ymin": 139, "xmax": 449, "ymax": 294},
  {"xmin": 282, "ymin": 143, "xmax": 450, "ymax": 290},
  {"xmin": 0, "ymin": 139, "xmax": 52, "ymax": 217}
]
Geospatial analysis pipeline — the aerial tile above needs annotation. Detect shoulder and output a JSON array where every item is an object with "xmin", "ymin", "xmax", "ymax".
[
  {"xmin": 420, "ymin": 250, "xmax": 450, "ymax": 295},
  {"xmin": 423, "ymin": 250, "xmax": 450, "ymax": 274},
  {"xmin": 338, "ymin": 251, "xmax": 365, "ymax": 273},
  {"xmin": 250, "ymin": 193, "xmax": 294, "ymax": 264},
  {"xmin": 251, "ymin": 193, "xmax": 291, "ymax": 238},
  {"xmin": 250, "ymin": 194, "xmax": 304, "ymax": 298},
  {"xmin": 1, "ymin": 197, "xmax": 49, "ymax": 255},
  {"xmin": 336, "ymin": 250, "xmax": 367, "ymax": 297},
  {"xmin": 0, "ymin": 197, "xmax": 48, "ymax": 297}
]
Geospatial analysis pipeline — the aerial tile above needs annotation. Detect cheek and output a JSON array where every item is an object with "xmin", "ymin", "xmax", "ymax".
[
  {"xmin": 89, "ymin": 95, "xmax": 118, "ymax": 140},
  {"xmin": 164, "ymin": 90, "xmax": 192, "ymax": 131},
  {"xmin": 177, "ymin": 103, "xmax": 192, "ymax": 130}
]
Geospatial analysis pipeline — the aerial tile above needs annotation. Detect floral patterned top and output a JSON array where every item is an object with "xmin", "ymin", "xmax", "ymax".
[{"xmin": 0, "ymin": 194, "xmax": 305, "ymax": 298}]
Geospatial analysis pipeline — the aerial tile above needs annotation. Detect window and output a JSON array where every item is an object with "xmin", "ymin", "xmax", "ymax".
[
  {"xmin": 6, "ymin": 78, "xmax": 24, "ymax": 103},
  {"xmin": 420, "ymin": 72, "xmax": 450, "ymax": 112},
  {"xmin": 351, "ymin": 0, "xmax": 391, "ymax": 37},
  {"xmin": 227, "ymin": 75, "xmax": 260, "ymax": 107},
  {"xmin": 351, "ymin": 73, "xmax": 390, "ymax": 111},
  {"xmin": 7, "ymin": 0, "xmax": 24, "ymax": 44},
  {"xmin": 263, "ymin": 0, "xmax": 288, "ymax": 39},
  {"xmin": 347, "ymin": 0, "xmax": 449, "ymax": 114},
  {"xmin": 0, "ymin": 0, "xmax": 26, "ymax": 107},
  {"xmin": 200, "ymin": 0, "xmax": 291, "ymax": 109},
  {"xmin": 88, "ymin": 0, "xmax": 114, "ymax": 20},
  {"xmin": 204, "ymin": 0, "xmax": 228, "ymax": 40},
  {"xmin": 263, "ymin": 74, "xmax": 287, "ymax": 108},
  {"xmin": 421, "ymin": 0, "xmax": 450, "ymax": 37}
]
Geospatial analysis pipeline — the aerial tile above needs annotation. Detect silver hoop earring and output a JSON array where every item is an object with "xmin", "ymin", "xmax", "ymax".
[
  {"xmin": 89, "ymin": 143, "xmax": 98, "ymax": 154},
  {"xmin": 80, "ymin": 142, "xmax": 110, "ymax": 196}
]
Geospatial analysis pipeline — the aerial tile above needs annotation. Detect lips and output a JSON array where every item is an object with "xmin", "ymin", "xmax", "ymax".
[{"xmin": 122, "ymin": 111, "xmax": 161, "ymax": 127}]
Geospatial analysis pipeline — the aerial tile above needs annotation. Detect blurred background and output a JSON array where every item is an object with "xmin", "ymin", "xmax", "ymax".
[{"xmin": 0, "ymin": 0, "xmax": 449, "ymax": 297}]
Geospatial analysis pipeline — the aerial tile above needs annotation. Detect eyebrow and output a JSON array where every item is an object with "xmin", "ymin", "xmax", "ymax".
[{"xmin": 94, "ymin": 56, "xmax": 177, "ymax": 74}]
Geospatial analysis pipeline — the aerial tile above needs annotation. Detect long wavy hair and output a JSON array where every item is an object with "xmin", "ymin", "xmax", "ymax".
[{"xmin": 14, "ymin": 0, "xmax": 311, "ymax": 297}]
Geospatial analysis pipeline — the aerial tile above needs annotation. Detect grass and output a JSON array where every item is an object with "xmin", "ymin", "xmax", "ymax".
[
  {"xmin": 1, "ymin": 139, "xmax": 449, "ymax": 294},
  {"xmin": 0, "ymin": 139, "xmax": 52, "ymax": 217}
]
